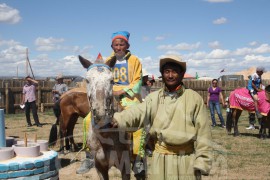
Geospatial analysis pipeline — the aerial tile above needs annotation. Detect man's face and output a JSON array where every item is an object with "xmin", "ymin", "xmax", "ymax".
[
  {"xmin": 111, "ymin": 39, "xmax": 129, "ymax": 59},
  {"xmin": 162, "ymin": 63, "xmax": 184, "ymax": 90},
  {"xmin": 257, "ymin": 71, "xmax": 264, "ymax": 76}
]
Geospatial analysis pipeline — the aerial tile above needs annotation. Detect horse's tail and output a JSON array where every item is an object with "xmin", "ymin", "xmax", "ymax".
[
  {"xmin": 48, "ymin": 123, "xmax": 58, "ymax": 146},
  {"xmin": 48, "ymin": 99, "xmax": 62, "ymax": 146},
  {"xmin": 226, "ymin": 94, "xmax": 233, "ymax": 131}
]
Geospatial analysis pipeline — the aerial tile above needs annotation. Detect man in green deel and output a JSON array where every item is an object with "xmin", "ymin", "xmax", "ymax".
[{"xmin": 111, "ymin": 55, "xmax": 213, "ymax": 180}]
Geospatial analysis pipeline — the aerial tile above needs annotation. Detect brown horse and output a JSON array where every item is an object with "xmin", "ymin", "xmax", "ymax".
[
  {"xmin": 226, "ymin": 87, "xmax": 270, "ymax": 138},
  {"xmin": 79, "ymin": 55, "xmax": 142, "ymax": 180},
  {"xmin": 57, "ymin": 88, "xmax": 89, "ymax": 152}
]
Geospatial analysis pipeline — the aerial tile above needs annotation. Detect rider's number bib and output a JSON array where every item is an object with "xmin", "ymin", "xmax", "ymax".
[{"xmin": 113, "ymin": 63, "xmax": 129, "ymax": 85}]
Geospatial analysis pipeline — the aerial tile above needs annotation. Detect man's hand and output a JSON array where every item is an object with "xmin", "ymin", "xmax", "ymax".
[
  {"xmin": 111, "ymin": 118, "xmax": 118, "ymax": 128},
  {"xmin": 113, "ymin": 90, "xmax": 126, "ymax": 96},
  {"xmin": 194, "ymin": 169, "xmax": 201, "ymax": 180}
]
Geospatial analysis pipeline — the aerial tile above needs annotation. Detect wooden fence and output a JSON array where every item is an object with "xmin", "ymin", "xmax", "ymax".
[
  {"xmin": 0, "ymin": 79, "xmax": 79, "ymax": 114},
  {"xmin": 1, "ymin": 79, "xmax": 270, "ymax": 114}
]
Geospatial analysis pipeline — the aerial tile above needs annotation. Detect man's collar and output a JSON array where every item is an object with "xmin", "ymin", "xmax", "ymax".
[{"xmin": 163, "ymin": 84, "xmax": 185, "ymax": 97}]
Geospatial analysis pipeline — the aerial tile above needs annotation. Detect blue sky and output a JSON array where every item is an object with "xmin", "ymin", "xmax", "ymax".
[{"xmin": 1, "ymin": 0, "xmax": 270, "ymax": 79}]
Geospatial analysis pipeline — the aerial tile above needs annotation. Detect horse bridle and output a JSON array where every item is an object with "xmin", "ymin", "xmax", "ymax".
[{"xmin": 87, "ymin": 64, "xmax": 115, "ymax": 129}]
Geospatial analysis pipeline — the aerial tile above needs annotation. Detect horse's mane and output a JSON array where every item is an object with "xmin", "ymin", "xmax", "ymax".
[{"xmin": 60, "ymin": 88, "xmax": 86, "ymax": 99}]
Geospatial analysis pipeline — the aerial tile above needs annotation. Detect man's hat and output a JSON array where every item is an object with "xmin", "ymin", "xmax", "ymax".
[
  {"xmin": 111, "ymin": 31, "xmax": 130, "ymax": 42},
  {"xmin": 142, "ymin": 69, "xmax": 149, "ymax": 77},
  {"xmin": 56, "ymin": 73, "xmax": 63, "ymax": 80},
  {"xmin": 159, "ymin": 55, "xmax": 186, "ymax": 73}
]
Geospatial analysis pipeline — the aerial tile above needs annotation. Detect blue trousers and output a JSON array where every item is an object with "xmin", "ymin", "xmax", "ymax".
[{"xmin": 209, "ymin": 101, "xmax": 225, "ymax": 126}]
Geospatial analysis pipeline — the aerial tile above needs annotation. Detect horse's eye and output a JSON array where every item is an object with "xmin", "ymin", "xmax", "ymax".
[
  {"xmin": 85, "ymin": 79, "xmax": 89, "ymax": 84},
  {"xmin": 110, "ymin": 80, "xmax": 114, "ymax": 84}
]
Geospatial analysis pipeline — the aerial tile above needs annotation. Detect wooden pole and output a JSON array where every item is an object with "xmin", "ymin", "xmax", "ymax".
[
  {"xmin": 37, "ymin": 86, "xmax": 41, "ymax": 112},
  {"xmin": 26, "ymin": 48, "xmax": 35, "ymax": 79},
  {"xmin": 34, "ymin": 133, "xmax": 37, "ymax": 143},
  {"xmin": 5, "ymin": 83, "xmax": 9, "ymax": 114},
  {"xmin": 26, "ymin": 49, "xmax": 29, "ymax": 76},
  {"xmin": 24, "ymin": 133, "xmax": 27, "ymax": 147}
]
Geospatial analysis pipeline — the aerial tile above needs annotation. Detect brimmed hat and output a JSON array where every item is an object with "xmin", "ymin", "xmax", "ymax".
[
  {"xmin": 111, "ymin": 31, "xmax": 130, "ymax": 42},
  {"xmin": 159, "ymin": 55, "xmax": 186, "ymax": 73},
  {"xmin": 142, "ymin": 69, "xmax": 149, "ymax": 77},
  {"xmin": 56, "ymin": 73, "xmax": 63, "ymax": 80}
]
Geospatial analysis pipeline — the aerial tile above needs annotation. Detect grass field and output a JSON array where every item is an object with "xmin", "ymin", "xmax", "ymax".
[{"xmin": 3, "ymin": 109, "xmax": 270, "ymax": 179}]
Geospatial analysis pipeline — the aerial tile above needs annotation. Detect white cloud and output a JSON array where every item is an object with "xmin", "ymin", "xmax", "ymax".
[
  {"xmin": 208, "ymin": 41, "xmax": 221, "ymax": 49},
  {"xmin": 155, "ymin": 36, "xmax": 166, "ymax": 41},
  {"xmin": 0, "ymin": 44, "xmax": 28, "ymax": 63},
  {"xmin": 157, "ymin": 42, "xmax": 201, "ymax": 51},
  {"xmin": 253, "ymin": 44, "xmax": 270, "ymax": 54},
  {"xmin": 0, "ymin": 39, "xmax": 20, "ymax": 47},
  {"xmin": 213, "ymin": 17, "xmax": 227, "ymax": 25},
  {"xmin": 207, "ymin": 49, "xmax": 231, "ymax": 59},
  {"xmin": 35, "ymin": 37, "xmax": 65, "ymax": 51},
  {"xmin": 0, "ymin": 3, "xmax": 21, "ymax": 24},
  {"xmin": 249, "ymin": 41, "xmax": 257, "ymax": 46},
  {"xmin": 233, "ymin": 47, "xmax": 252, "ymax": 56},
  {"xmin": 205, "ymin": 0, "xmax": 233, "ymax": 3},
  {"xmin": 244, "ymin": 54, "xmax": 270, "ymax": 62}
]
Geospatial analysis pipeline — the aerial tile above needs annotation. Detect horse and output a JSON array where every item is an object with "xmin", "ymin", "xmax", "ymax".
[
  {"xmin": 59, "ymin": 88, "xmax": 90, "ymax": 152},
  {"xmin": 226, "ymin": 87, "xmax": 270, "ymax": 138},
  {"xmin": 48, "ymin": 88, "xmax": 89, "ymax": 152},
  {"xmin": 78, "ymin": 55, "xmax": 139, "ymax": 180}
]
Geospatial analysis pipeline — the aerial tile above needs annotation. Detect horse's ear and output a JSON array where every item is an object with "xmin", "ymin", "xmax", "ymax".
[
  {"xmin": 105, "ymin": 56, "xmax": 117, "ymax": 68},
  {"xmin": 78, "ymin": 55, "xmax": 92, "ymax": 69}
]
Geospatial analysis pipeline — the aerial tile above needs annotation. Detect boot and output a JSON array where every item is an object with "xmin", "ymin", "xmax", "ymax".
[
  {"xmin": 256, "ymin": 110, "xmax": 262, "ymax": 119},
  {"xmin": 76, "ymin": 158, "xmax": 95, "ymax": 174}
]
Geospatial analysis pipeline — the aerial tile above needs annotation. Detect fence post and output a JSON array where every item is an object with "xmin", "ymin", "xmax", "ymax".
[
  {"xmin": 0, "ymin": 109, "xmax": 6, "ymax": 147},
  {"xmin": 37, "ymin": 86, "xmax": 41, "ymax": 112},
  {"xmin": 5, "ymin": 83, "xmax": 9, "ymax": 114}
]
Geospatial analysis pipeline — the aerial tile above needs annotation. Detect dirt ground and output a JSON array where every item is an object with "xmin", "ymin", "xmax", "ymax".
[{"xmin": 4, "ymin": 110, "xmax": 270, "ymax": 179}]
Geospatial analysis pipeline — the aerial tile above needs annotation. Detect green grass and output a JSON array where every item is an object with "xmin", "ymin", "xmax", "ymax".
[{"xmin": 3, "ymin": 109, "xmax": 270, "ymax": 179}]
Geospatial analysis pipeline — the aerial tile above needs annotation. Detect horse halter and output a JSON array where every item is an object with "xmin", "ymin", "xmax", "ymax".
[{"xmin": 87, "ymin": 64, "xmax": 114, "ymax": 129}]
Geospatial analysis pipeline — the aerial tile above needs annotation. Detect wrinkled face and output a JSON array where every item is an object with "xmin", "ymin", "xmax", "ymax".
[
  {"xmin": 85, "ymin": 65, "xmax": 114, "ymax": 127},
  {"xmin": 111, "ymin": 38, "xmax": 129, "ymax": 59}
]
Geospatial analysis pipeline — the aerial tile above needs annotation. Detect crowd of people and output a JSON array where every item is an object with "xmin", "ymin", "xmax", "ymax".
[{"xmin": 18, "ymin": 30, "xmax": 269, "ymax": 179}]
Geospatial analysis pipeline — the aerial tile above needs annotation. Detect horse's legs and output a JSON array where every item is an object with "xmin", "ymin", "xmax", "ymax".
[
  {"xmin": 226, "ymin": 110, "xmax": 233, "ymax": 134},
  {"xmin": 95, "ymin": 161, "xmax": 109, "ymax": 180},
  {"xmin": 67, "ymin": 114, "xmax": 79, "ymax": 151},
  {"xmin": 59, "ymin": 116, "xmax": 66, "ymax": 153},
  {"xmin": 61, "ymin": 112, "xmax": 72, "ymax": 152},
  {"xmin": 259, "ymin": 116, "xmax": 267, "ymax": 139},
  {"xmin": 232, "ymin": 110, "xmax": 242, "ymax": 136}
]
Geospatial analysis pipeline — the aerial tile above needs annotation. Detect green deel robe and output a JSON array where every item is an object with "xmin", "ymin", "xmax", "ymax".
[{"xmin": 114, "ymin": 86, "xmax": 213, "ymax": 180}]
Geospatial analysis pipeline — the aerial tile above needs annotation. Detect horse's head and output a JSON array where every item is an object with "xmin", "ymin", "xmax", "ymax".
[{"xmin": 79, "ymin": 55, "xmax": 116, "ymax": 128}]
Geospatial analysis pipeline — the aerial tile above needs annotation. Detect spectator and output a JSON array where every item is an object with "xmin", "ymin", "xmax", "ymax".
[
  {"xmin": 52, "ymin": 73, "xmax": 68, "ymax": 125},
  {"xmin": 207, "ymin": 79, "xmax": 226, "ymax": 128},
  {"xmin": 21, "ymin": 76, "xmax": 42, "ymax": 127},
  {"xmin": 141, "ymin": 69, "xmax": 151, "ymax": 101},
  {"xmin": 111, "ymin": 54, "xmax": 213, "ymax": 179}
]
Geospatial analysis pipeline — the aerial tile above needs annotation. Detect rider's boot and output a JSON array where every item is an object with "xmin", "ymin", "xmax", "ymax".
[
  {"xmin": 76, "ymin": 152, "xmax": 95, "ymax": 174},
  {"xmin": 256, "ymin": 110, "xmax": 262, "ymax": 119}
]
